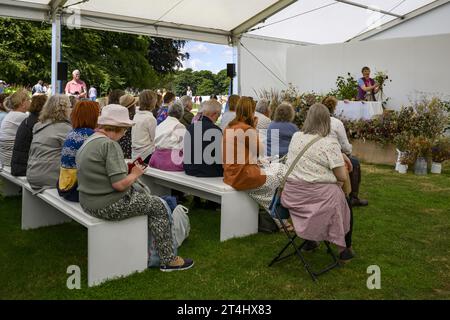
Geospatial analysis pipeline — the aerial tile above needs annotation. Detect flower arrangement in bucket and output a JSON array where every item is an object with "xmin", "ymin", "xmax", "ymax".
[
  {"xmin": 431, "ymin": 136, "xmax": 450, "ymax": 174},
  {"xmin": 404, "ymin": 136, "xmax": 433, "ymax": 175},
  {"xmin": 394, "ymin": 132, "xmax": 413, "ymax": 173}
]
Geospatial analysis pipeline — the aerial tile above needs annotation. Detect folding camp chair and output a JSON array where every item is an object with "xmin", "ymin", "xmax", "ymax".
[
  {"xmin": 268, "ymin": 211, "xmax": 340, "ymax": 282},
  {"xmin": 267, "ymin": 136, "xmax": 340, "ymax": 282}
]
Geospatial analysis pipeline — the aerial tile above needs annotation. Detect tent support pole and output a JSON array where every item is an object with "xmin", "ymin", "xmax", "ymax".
[{"xmin": 51, "ymin": 12, "xmax": 62, "ymax": 95}]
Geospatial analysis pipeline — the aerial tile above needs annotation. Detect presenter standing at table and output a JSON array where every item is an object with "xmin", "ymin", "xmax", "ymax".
[
  {"xmin": 357, "ymin": 66, "xmax": 379, "ymax": 101},
  {"xmin": 65, "ymin": 69, "xmax": 87, "ymax": 99}
]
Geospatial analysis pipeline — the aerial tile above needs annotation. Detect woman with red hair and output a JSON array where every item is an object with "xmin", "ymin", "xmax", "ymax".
[{"xmin": 57, "ymin": 100, "xmax": 100, "ymax": 201}]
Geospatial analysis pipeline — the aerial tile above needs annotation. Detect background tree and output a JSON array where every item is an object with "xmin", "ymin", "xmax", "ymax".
[
  {"xmin": 147, "ymin": 38, "xmax": 189, "ymax": 74},
  {"xmin": 0, "ymin": 19, "xmax": 51, "ymax": 86},
  {"xmin": 172, "ymin": 68, "xmax": 230, "ymax": 96},
  {"xmin": 0, "ymin": 17, "xmax": 189, "ymax": 94}
]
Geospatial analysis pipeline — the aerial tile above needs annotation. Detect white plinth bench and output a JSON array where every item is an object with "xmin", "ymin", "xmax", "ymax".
[
  {"xmin": 0, "ymin": 166, "xmax": 25, "ymax": 196},
  {"xmin": 141, "ymin": 168, "xmax": 259, "ymax": 242},
  {"xmin": 1, "ymin": 166, "xmax": 147, "ymax": 287}
]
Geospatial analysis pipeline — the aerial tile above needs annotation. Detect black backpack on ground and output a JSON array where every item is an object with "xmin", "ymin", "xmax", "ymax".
[{"xmin": 258, "ymin": 209, "xmax": 279, "ymax": 234}]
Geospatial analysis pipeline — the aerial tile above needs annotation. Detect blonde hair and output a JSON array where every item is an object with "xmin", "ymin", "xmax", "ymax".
[
  {"xmin": 10, "ymin": 89, "xmax": 30, "ymax": 110},
  {"xmin": 321, "ymin": 96, "xmax": 338, "ymax": 114},
  {"xmin": 229, "ymin": 96, "xmax": 256, "ymax": 128},
  {"xmin": 302, "ymin": 103, "xmax": 331, "ymax": 137},
  {"xmin": 39, "ymin": 94, "xmax": 71, "ymax": 123},
  {"xmin": 3, "ymin": 96, "xmax": 13, "ymax": 111},
  {"xmin": 139, "ymin": 90, "xmax": 157, "ymax": 111}
]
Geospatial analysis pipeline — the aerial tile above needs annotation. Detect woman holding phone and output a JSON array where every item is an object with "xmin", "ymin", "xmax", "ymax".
[{"xmin": 76, "ymin": 104, "xmax": 194, "ymax": 271}]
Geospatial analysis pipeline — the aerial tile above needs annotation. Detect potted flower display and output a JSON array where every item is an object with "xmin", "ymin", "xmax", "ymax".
[
  {"xmin": 431, "ymin": 136, "xmax": 450, "ymax": 174},
  {"xmin": 394, "ymin": 132, "xmax": 412, "ymax": 173},
  {"xmin": 398, "ymin": 151, "xmax": 410, "ymax": 174},
  {"xmin": 406, "ymin": 136, "xmax": 432, "ymax": 175}
]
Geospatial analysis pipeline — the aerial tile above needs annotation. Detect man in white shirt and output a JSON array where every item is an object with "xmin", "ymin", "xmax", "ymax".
[
  {"xmin": 89, "ymin": 86, "xmax": 97, "ymax": 101},
  {"xmin": 186, "ymin": 86, "xmax": 193, "ymax": 97},
  {"xmin": 323, "ymin": 96, "xmax": 368, "ymax": 207},
  {"xmin": 32, "ymin": 80, "xmax": 45, "ymax": 95},
  {"xmin": 330, "ymin": 117, "xmax": 352, "ymax": 155}
]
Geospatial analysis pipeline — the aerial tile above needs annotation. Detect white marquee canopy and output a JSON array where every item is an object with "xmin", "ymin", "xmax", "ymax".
[
  {"xmin": 1, "ymin": 0, "xmax": 449, "ymax": 97},
  {"xmin": 1, "ymin": 0, "xmax": 447, "ymax": 45}
]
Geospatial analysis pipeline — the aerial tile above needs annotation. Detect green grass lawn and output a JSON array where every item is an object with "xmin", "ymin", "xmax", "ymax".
[{"xmin": 0, "ymin": 163, "xmax": 449, "ymax": 300}]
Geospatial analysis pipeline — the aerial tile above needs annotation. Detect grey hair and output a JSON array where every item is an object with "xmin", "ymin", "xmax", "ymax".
[
  {"xmin": 179, "ymin": 95, "xmax": 192, "ymax": 109},
  {"xmin": 202, "ymin": 99, "xmax": 222, "ymax": 116},
  {"xmin": 256, "ymin": 98, "xmax": 270, "ymax": 114},
  {"xmin": 274, "ymin": 102, "xmax": 295, "ymax": 122},
  {"xmin": 168, "ymin": 102, "xmax": 184, "ymax": 120},
  {"xmin": 72, "ymin": 69, "xmax": 80, "ymax": 75},
  {"xmin": 39, "ymin": 94, "xmax": 71, "ymax": 123}
]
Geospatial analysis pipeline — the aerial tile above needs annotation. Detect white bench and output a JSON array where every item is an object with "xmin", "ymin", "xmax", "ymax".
[
  {"xmin": 141, "ymin": 168, "xmax": 259, "ymax": 242},
  {"xmin": 0, "ymin": 166, "xmax": 24, "ymax": 196},
  {"xmin": 0, "ymin": 166, "xmax": 148, "ymax": 287}
]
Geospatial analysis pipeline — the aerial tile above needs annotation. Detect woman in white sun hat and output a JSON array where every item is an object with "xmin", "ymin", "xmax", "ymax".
[{"xmin": 76, "ymin": 104, "xmax": 194, "ymax": 272}]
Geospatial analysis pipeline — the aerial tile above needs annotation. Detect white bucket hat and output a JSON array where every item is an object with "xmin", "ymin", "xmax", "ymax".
[{"xmin": 98, "ymin": 104, "xmax": 135, "ymax": 127}]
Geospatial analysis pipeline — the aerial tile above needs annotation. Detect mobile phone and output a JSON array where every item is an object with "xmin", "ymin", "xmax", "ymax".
[
  {"xmin": 133, "ymin": 157, "xmax": 148, "ymax": 168},
  {"xmin": 127, "ymin": 157, "xmax": 148, "ymax": 173}
]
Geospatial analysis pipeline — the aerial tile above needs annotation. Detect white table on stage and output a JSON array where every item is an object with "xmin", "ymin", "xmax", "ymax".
[{"xmin": 335, "ymin": 101, "xmax": 383, "ymax": 120}]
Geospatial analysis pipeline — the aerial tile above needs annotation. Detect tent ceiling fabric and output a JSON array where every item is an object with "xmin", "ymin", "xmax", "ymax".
[
  {"xmin": 249, "ymin": 0, "xmax": 438, "ymax": 44},
  {"xmin": 0, "ymin": 0, "xmax": 445, "ymax": 44},
  {"xmin": 62, "ymin": 0, "xmax": 279, "ymax": 31}
]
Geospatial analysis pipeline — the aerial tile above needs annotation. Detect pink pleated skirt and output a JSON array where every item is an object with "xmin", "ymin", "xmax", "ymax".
[{"xmin": 281, "ymin": 179, "xmax": 350, "ymax": 248}]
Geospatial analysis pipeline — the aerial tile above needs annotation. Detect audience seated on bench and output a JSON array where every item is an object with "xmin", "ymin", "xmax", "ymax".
[
  {"xmin": 0, "ymin": 89, "xmax": 29, "ymax": 167},
  {"xmin": 150, "ymin": 102, "xmax": 186, "ymax": 171},
  {"xmin": 77, "ymin": 104, "xmax": 194, "ymax": 272},
  {"xmin": 56, "ymin": 100, "xmax": 99, "ymax": 202},
  {"xmin": 11, "ymin": 94, "xmax": 47, "ymax": 176},
  {"xmin": 27, "ymin": 94, "xmax": 71, "ymax": 192},
  {"xmin": 184, "ymin": 99, "xmax": 223, "ymax": 177},
  {"xmin": 131, "ymin": 90, "xmax": 157, "ymax": 164}
]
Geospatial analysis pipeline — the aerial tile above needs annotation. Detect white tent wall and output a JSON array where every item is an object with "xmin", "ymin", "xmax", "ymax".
[
  {"xmin": 285, "ymin": 33, "xmax": 450, "ymax": 109},
  {"xmin": 366, "ymin": 1, "xmax": 450, "ymax": 41},
  {"xmin": 237, "ymin": 35, "xmax": 307, "ymax": 98}
]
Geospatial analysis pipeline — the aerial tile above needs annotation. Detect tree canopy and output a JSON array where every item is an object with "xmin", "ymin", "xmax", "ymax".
[
  {"xmin": 172, "ymin": 68, "xmax": 230, "ymax": 96},
  {"xmin": 0, "ymin": 17, "xmax": 231, "ymax": 97},
  {"xmin": 0, "ymin": 18, "xmax": 189, "ymax": 94}
]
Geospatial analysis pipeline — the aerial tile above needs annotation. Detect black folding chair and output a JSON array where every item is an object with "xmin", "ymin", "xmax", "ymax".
[
  {"xmin": 268, "ymin": 205, "xmax": 340, "ymax": 282},
  {"xmin": 267, "ymin": 136, "xmax": 340, "ymax": 281}
]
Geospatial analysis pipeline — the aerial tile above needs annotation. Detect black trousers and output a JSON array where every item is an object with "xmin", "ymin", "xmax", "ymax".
[
  {"xmin": 349, "ymin": 156, "xmax": 361, "ymax": 200},
  {"xmin": 345, "ymin": 198, "xmax": 354, "ymax": 248}
]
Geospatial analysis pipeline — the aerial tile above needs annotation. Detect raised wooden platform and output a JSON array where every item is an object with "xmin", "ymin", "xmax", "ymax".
[{"xmin": 351, "ymin": 139, "xmax": 397, "ymax": 166}]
